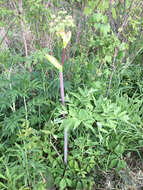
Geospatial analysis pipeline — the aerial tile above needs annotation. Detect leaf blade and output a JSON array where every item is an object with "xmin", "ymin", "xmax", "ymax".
[{"xmin": 45, "ymin": 54, "xmax": 62, "ymax": 72}]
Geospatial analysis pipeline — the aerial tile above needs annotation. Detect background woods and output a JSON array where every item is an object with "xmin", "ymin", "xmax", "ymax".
[{"xmin": 0, "ymin": 0, "xmax": 143, "ymax": 189}]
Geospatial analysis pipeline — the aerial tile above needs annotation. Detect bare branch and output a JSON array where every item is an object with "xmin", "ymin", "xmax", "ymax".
[
  {"xmin": 95, "ymin": 60, "xmax": 104, "ymax": 78},
  {"xmin": 72, "ymin": 2, "xmax": 87, "ymax": 58},
  {"xmin": 106, "ymin": 0, "xmax": 117, "ymax": 34},
  {"xmin": 18, "ymin": 0, "xmax": 28, "ymax": 57},
  {"xmin": 0, "ymin": 19, "xmax": 16, "ymax": 47}
]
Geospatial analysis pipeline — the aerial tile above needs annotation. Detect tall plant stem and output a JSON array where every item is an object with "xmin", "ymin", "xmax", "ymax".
[
  {"xmin": 64, "ymin": 128, "xmax": 68, "ymax": 164},
  {"xmin": 62, "ymin": 48, "xmax": 66, "ymax": 66},
  {"xmin": 60, "ymin": 48, "xmax": 68, "ymax": 165},
  {"xmin": 59, "ymin": 71, "xmax": 65, "ymax": 106},
  {"xmin": 60, "ymin": 48, "xmax": 66, "ymax": 105},
  {"xmin": 23, "ymin": 96, "xmax": 28, "ymax": 120}
]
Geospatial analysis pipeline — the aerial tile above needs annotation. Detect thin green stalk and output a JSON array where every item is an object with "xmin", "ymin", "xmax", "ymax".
[
  {"xmin": 8, "ymin": 68, "xmax": 16, "ymax": 112},
  {"xmin": 23, "ymin": 96, "xmax": 28, "ymax": 120}
]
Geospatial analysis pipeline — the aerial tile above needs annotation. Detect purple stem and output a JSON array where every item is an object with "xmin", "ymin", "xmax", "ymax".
[
  {"xmin": 62, "ymin": 48, "xmax": 65, "ymax": 66},
  {"xmin": 64, "ymin": 128, "xmax": 68, "ymax": 164},
  {"xmin": 59, "ymin": 48, "xmax": 68, "ymax": 165},
  {"xmin": 59, "ymin": 71, "xmax": 65, "ymax": 106}
]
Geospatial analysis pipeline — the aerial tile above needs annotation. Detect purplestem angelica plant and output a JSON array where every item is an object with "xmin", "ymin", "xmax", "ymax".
[
  {"xmin": 46, "ymin": 30, "xmax": 72, "ymax": 165},
  {"xmin": 46, "ymin": 11, "xmax": 74, "ymax": 165}
]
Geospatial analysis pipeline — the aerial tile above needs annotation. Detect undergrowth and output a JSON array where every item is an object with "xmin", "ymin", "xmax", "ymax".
[
  {"xmin": 0, "ymin": 49, "xmax": 143, "ymax": 189},
  {"xmin": 0, "ymin": 0, "xmax": 143, "ymax": 189}
]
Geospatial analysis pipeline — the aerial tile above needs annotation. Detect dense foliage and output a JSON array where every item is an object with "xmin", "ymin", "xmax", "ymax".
[{"xmin": 0, "ymin": 0, "xmax": 143, "ymax": 189}]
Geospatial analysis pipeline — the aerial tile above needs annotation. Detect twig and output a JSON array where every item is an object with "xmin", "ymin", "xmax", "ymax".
[
  {"xmin": 40, "ymin": 172, "xmax": 46, "ymax": 183},
  {"xmin": 122, "ymin": 46, "xmax": 143, "ymax": 72},
  {"xmin": 107, "ymin": 0, "xmax": 117, "ymax": 34},
  {"xmin": 18, "ymin": 0, "xmax": 28, "ymax": 57},
  {"xmin": 106, "ymin": 47, "xmax": 118, "ymax": 98},
  {"xmin": 50, "ymin": 139, "xmax": 61, "ymax": 158},
  {"xmin": 72, "ymin": 2, "xmax": 86, "ymax": 58},
  {"xmin": 95, "ymin": 60, "xmax": 104, "ymax": 78},
  {"xmin": 0, "ymin": 19, "xmax": 16, "ymax": 47}
]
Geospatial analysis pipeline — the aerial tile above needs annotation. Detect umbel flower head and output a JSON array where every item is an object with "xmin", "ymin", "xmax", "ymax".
[{"xmin": 49, "ymin": 10, "xmax": 75, "ymax": 36}]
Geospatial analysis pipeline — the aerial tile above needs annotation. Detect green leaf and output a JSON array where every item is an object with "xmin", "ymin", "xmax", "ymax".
[
  {"xmin": 84, "ymin": 123, "xmax": 95, "ymax": 133},
  {"xmin": 60, "ymin": 118, "xmax": 73, "ymax": 130},
  {"xmin": 69, "ymin": 160, "xmax": 79, "ymax": 170},
  {"xmin": 69, "ymin": 159, "xmax": 74, "ymax": 168},
  {"xmin": 0, "ymin": 182, "xmax": 7, "ymax": 188},
  {"xmin": 66, "ymin": 178, "xmax": 72, "ymax": 187},
  {"xmin": 76, "ymin": 181, "xmax": 82, "ymax": 189},
  {"xmin": 60, "ymin": 118, "xmax": 81, "ymax": 131},
  {"xmin": 99, "ymin": 1, "xmax": 109, "ymax": 11},
  {"xmin": 104, "ymin": 55, "xmax": 112, "ymax": 63},
  {"xmin": 84, "ymin": 7, "xmax": 92, "ymax": 15},
  {"xmin": 84, "ymin": 1, "xmax": 96, "ymax": 15},
  {"xmin": 139, "ymin": 140, "xmax": 143, "ymax": 146},
  {"xmin": 74, "ymin": 160, "xmax": 79, "ymax": 170},
  {"xmin": 114, "ymin": 144, "xmax": 125, "ymax": 155},
  {"xmin": 60, "ymin": 178, "xmax": 66, "ymax": 189},
  {"xmin": 101, "ymin": 24, "xmax": 110, "ymax": 35},
  {"xmin": 73, "ymin": 119, "xmax": 81, "ymax": 130},
  {"xmin": 78, "ymin": 109, "xmax": 90, "ymax": 121},
  {"xmin": 117, "ymin": 50, "xmax": 125, "ymax": 59},
  {"xmin": 0, "ymin": 174, "xmax": 6, "ymax": 180},
  {"xmin": 45, "ymin": 54, "xmax": 62, "ymax": 72},
  {"xmin": 112, "ymin": 8, "xmax": 117, "ymax": 20},
  {"xmin": 110, "ymin": 159, "xmax": 118, "ymax": 168},
  {"xmin": 117, "ymin": 160, "xmax": 126, "ymax": 171},
  {"xmin": 104, "ymin": 1, "xmax": 109, "ymax": 9},
  {"xmin": 95, "ymin": 13, "xmax": 102, "ymax": 22}
]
